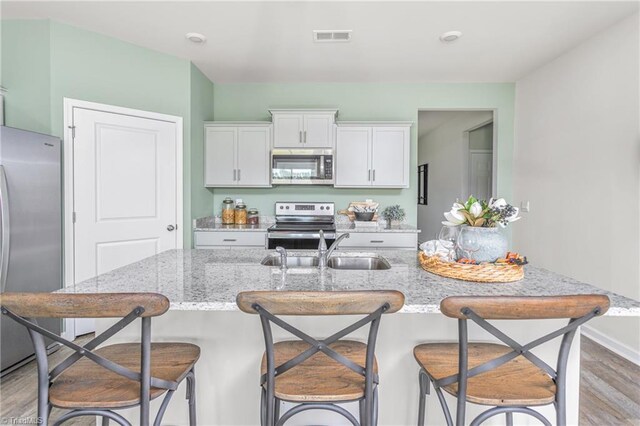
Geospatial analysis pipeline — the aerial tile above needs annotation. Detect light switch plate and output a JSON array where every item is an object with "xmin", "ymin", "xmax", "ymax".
[{"xmin": 520, "ymin": 201, "xmax": 530, "ymax": 212}]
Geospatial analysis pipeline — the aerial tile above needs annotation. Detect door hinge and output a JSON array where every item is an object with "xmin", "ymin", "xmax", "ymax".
[
  {"xmin": 68, "ymin": 125, "xmax": 76, "ymax": 139},
  {"xmin": 72, "ymin": 212, "xmax": 76, "ymax": 223}
]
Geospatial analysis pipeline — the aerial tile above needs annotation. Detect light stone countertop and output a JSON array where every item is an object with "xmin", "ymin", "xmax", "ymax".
[
  {"xmin": 59, "ymin": 249, "xmax": 640, "ymax": 316},
  {"xmin": 194, "ymin": 216, "xmax": 419, "ymax": 233},
  {"xmin": 336, "ymin": 223, "xmax": 420, "ymax": 233}
]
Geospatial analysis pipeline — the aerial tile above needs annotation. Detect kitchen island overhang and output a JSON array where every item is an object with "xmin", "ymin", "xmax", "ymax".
[{"xmin": 59, "ymin": 249, "xmax": 640, "ymax": 425}]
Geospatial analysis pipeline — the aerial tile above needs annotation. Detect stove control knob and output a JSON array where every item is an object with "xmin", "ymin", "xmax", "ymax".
[
  {"xmin": 320, "ymin": 206, "xmax": 324, "ymax": 210},
  {"xmin": 286, "ymin": 206, "xmax": 290, "ymax": 210},
  {"xmin": 279, "ymin": 206, "xmax": 284, "ymax": 210},
  {"xmin": 326, "ymin": 205, "xmax": 331, "ymax": 211}
]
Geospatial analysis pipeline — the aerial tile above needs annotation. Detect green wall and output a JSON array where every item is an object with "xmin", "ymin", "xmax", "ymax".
[
  {"xmin": 0, "ymin": 20, "xmax": 51, "ymax": 133},
  {"xmin": 1, "ymin": 19, "xmax": 215, "ymax": 247},
  {"xmin": 212, "ymin": 83, "xmax": 515, "ymax": 224},
  {"xmin": 189, "ymin": 63, "xmax": 215, "ymax": 220}
]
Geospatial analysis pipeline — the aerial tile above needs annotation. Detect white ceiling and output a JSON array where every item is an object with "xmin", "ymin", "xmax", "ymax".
[{"xmin": 2, "ymin": 1, "xmax": 638, "ymax": 83}]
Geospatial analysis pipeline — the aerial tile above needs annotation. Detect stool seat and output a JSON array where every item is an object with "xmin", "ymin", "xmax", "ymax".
[
  {"xmin": 50, "ymin": 343, "xmax": 200, "ymax": 409},
  {"xmin": 261, "ymin": 340, "xmax": 378, "ymax": 402},
  {"xmin": 413, "ymin": 342, "xmax": 556, "ymax": 406}
]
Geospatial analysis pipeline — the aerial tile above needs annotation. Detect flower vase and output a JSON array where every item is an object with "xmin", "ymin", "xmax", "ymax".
[{"xmin": 456, "ymin": 226, "xmax": 508, "ymax": 263}]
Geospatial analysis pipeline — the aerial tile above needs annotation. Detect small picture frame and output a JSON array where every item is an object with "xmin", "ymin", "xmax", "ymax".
[{"xmin": 418, "ymin": 163, "xmax": 428, "ymax": 205}]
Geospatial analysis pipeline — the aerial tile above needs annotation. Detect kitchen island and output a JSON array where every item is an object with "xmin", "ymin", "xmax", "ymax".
[{"xmin": 61, "ymin": 249, "xmax": 639, "ymax": 425}]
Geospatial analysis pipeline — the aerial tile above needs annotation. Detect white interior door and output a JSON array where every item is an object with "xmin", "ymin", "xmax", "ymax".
[
  {"xmin": 469, "ymin": 150, "xmax": 493, "ymax": 201},
  {"xmin": 72, "ymin": 107, "xmax": 179, "ymax": 334}
]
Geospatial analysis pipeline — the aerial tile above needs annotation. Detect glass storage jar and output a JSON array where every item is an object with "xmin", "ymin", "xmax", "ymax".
[
  {"xmin": 247, "ymin": 208, "xmax": 259, "ymax": 225},
  {"xmin": 221, "ymin": 198, "xmax": 235, "ymax": 225},
  {"xmin": 234, "ymin": 199, "xmax": 247, "ymax": 225}
]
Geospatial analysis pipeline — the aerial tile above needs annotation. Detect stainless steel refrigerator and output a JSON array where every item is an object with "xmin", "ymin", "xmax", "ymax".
[{"xmin": 0, "ymin": 126, "xmax": 62, "ymax": 373}]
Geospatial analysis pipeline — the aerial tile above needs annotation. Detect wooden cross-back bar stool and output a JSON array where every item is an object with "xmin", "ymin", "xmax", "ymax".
[
  {"xmin": 237, "ymin": 290, "xmax": 405, "ymax": 426},
  {"xmin": 413, "ymin": 294, "xmax": 610, "ymax": 426},
  {"xmin": 0, "ymin": 292, "xmax": 201, "ymax": 426}
]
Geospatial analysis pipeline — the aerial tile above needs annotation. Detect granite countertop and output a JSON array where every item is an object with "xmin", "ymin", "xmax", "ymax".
[
  {"xmin": 194, "ymin": 223, "xmax": 272, "ymax": 232},
  {"xmin": 336, "ymin": 223, "xmax": 420, "ymax": 233},
  {"xmin": 59, "ymin": 249, "xmax": 639, "ymax": 316},
  {"xmin": 194, "ymin": 216, "xmax": 420, "ymax": 233},
  {"xmin": 193, "ymin": 216, "xmax": 273, "ymax": 232}
]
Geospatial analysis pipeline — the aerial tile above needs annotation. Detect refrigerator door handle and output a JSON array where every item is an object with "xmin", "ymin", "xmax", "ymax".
[{"xmin": 0, "ymin": 165, "xmax": 9, "ymax": 293}]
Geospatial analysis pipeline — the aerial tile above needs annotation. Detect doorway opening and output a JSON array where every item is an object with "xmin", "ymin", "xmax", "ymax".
[{"xmin": 416, "ymin": 110, "xmax": 496, "ymax": 243}]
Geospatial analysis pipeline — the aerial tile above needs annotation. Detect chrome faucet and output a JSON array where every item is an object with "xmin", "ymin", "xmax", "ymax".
[
  {"xmin": 318, "ymin": 230, "xmax": 350, "ymax": 268},
  {"xmin": 275, "ymin": 246, "xmax": 288, "ymax": 270}
]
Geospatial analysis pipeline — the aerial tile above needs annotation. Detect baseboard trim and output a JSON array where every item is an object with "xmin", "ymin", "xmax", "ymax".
[{"xmin": 581, "ymin": 325, "xmax": 640, "ymax": 366}]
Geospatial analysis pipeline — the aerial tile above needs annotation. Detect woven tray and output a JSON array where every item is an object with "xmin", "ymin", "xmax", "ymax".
[{"xmin": 418, "ymin": 252, "xmax": 524, "ymax": 283}]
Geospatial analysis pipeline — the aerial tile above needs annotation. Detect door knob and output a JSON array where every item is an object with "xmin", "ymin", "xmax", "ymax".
[{"xmin": 167, "ymin": 225, "xmax": 176, "ymax": 231}]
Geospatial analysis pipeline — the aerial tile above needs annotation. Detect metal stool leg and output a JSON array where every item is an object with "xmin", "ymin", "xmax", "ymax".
[
  {"xmin": 274, "ymin": 398, "xmax": 280, "ymax": 425},
  {"xmin": 506, "ymin": 411, "xmax": 513, "ymax": 426},
  {"xmin": 260, "ymin": 388, "xmax": 267, "ymax": 426},
  {"xmin": 186, "ymin": 369, "xmax": 197, "ymax": 426},
  {"xmin": 102, "ymin": 418, "xmax": 110, "ymax": 426},
  {"xmin": 359, "ymin": 399, "xmax": 366, "ymax": 425},
  {"xmin": 417, "ymin": 369, "xmax": 430, "ymax": 426},
  {"xmin": 373, "ymin": 386, "xmax": 379, "ymax": 426}
]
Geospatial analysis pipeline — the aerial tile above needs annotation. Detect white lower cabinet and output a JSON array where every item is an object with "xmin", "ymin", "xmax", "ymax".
[
  {"xmin": 194, "ymin": 231, "xmax": 267, "ymax": 249},
  {"xmin": 336, "ymin": 232, "xmax": 417, "ymax": 250}
]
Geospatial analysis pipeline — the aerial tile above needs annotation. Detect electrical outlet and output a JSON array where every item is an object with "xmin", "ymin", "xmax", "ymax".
[{"xmin": 520, "ymin": 201, "xmax": 530, "ymax": 212}]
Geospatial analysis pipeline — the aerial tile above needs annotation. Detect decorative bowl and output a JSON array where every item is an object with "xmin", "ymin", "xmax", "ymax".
[{"xmin": 354, "ymin": 212, "xmax": 375, "ymax": 221}]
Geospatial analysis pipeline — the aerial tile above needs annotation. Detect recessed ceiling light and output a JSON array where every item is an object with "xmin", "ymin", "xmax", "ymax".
[
  {"xmin": 439, "ymin": 31, "xmax": 462, "ymax": 43},
  {"xmin": 185, "ymin": 32, "xmax": 207, "ymax": 44}
]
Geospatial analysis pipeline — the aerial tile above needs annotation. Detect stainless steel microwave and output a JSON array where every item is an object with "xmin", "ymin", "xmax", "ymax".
[{"xmin": 271, "ymin": 149, "xmax": 334, "ymax": 185}]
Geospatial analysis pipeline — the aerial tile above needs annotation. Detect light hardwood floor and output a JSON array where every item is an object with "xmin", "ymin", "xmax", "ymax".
[
  {"xmin": 579, "ymin": 337, "xmax": 640, "ymax": 425},
  {"xmin": 1, "ymin": 335, "xmax": 638, "ymax": 425}
]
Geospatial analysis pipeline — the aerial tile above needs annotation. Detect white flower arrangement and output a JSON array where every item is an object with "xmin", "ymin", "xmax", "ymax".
[{"xmin": 443, "ymin": 196, "xmax": 521, "ymax": 228}]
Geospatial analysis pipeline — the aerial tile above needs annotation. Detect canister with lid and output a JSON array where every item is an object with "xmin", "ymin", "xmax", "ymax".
[
  {"xmin": 234, "ymin": 199, "xmax": 247, "ymax": 225},
  {"xmin": 221, "ymin": 197, "xmax": 235, "ymax": 224},
  {"xmin": 247, "ymin": 208, "xmax": 259, "ymax": 225}
]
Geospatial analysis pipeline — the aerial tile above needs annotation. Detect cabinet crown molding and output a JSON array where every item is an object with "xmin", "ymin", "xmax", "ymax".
[
  {"xmin": 269, "ymin": 108, "xmax": 338, "ymax": 116},
  {"xmin": 337, "ymin": 121, "xmax": 413, "ymax": 127},
  {"xmin": 204, "ymin": 121, "xmax": 272, "ymax": 127}
]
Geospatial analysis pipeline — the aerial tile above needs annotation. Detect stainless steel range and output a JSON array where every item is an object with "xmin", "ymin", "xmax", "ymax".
[{"xmin": 267, "ymin": 202, "xmax": 336, "ymax": 250}]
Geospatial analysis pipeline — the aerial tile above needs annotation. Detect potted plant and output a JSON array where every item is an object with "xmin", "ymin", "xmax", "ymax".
[
  {"xmin": 442, "ymin": 196, "xmax": 521, "ymax": 262},
  {"xmin": 381, "ymin": 205, "xmax": 406, "ymax": 228}
]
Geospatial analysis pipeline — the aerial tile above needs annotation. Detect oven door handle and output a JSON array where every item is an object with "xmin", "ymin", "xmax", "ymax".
[{"xmin": 268, "ymin": 232, "xmax": 336, "ymax": 240}]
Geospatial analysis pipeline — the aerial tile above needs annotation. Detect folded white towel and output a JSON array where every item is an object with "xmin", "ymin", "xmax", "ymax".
[{"xmin": 420, "ymin": 240, "xmax": 455, "ymax": 262}]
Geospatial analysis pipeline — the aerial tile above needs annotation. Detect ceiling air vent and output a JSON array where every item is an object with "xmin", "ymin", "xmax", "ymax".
[{"xmin": 313, "ymin": 30, "xmax": 352, "ymax": 43}]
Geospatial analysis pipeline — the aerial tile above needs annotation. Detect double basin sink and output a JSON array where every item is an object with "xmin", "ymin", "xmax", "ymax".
[{"xmin": 261, "ymin": 253, "xmax": 391, "ymax": 270}]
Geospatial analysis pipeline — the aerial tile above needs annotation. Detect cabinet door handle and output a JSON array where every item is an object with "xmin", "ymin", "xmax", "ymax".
[
  {"xmin": 304, "ymin": 131, "xmax": 307, "ymax": 144},
  {"xmin": 370, "ymin": 240, "xmax": 384, "ymax": 243},
  {"xmin": 373, "ymin": 169, "xmax": 376, "ymax": 182},
  {"xmin": 233, "ymin": 169, "xmax": 237, "ymax": 181},
  {"xmin": 238, "ymin": 169, "xmax": 241, "ymax": 181},
  {"xmin": 299, "ymin": 131, "xmax": 303, "ymax": 144},
  {"xmin": 368, "ymin": 169, "xmax": 371, "ymax": 181},
  {"xmin": 223, "ymin": 239, "xmax": 237, "ymax": 242}
]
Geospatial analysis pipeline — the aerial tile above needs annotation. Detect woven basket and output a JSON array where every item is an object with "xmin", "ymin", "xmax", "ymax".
[{"xmin": 418, "ymin": 252, "xmax": 524, "ymax": 283}]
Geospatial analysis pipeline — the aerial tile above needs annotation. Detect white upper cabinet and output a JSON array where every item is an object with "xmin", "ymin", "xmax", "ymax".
[
  {"xmin": 204, "ymin": 122, "xmax": 272, "ymax": 187},
  {"xmin": 335, "ymin": 127, "xmax": 371, "ymax": 187},
  {"xmin": 335, "ymin": 122, "xmax": 411, "ymax": 188},
  {"xmin": 272, "ymin": 114, "xmax": 303, "ymax": 148},
  {"xmin": 205, "ymin": 126, "xmax": 236, "ymax": 187},
  {"xmin": 270, "ymin": 109, "xmax": 337, "ymax": 148}
]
